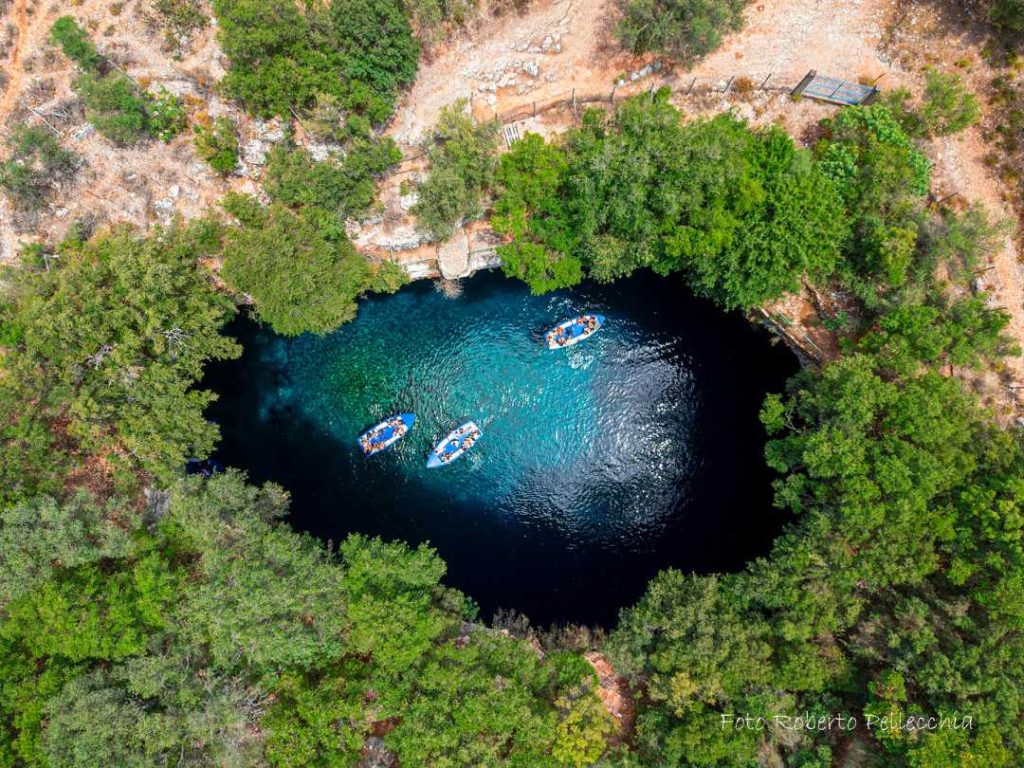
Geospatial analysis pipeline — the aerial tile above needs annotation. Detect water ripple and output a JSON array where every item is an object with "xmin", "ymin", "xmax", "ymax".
[{"xmin": 205, "ymin": 270, "xmax": 798, "ymax": 625}]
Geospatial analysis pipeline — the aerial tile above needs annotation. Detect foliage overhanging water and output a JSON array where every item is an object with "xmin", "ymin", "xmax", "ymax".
[{"xmin": 203, "ymin": 270, "xmax": 799, "ymax": 625}]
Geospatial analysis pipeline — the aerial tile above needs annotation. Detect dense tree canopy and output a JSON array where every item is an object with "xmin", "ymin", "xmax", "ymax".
[
  {"xmin": 212, "ymin": 0, "xmax": 419, "ymax": 120},
  {"xmin": 0, "ymin": 467, "xmax": 612, "ymax": 767},
  {"xmin": 493, "ymin": 90, "xmax": 846, "ymax": 309},
  {"xmin": 0, "ymin": 219, "xmax": 238, "ymax": 503},
  {"xmin": 219, "ymin": 133, "xmax": 406, "ymax": 336},
  {"xmin": 616, "ymin": 0, "xmax": 750, "ymax": 61}
]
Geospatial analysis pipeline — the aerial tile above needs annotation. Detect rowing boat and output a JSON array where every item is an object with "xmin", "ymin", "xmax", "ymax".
[
  {"xmin": 426, "ymin": 421, "xmax": 482, "ymax": 468},
  {"xmin": 546, "ymin": 314, "xmax": 605, "ymax": 349},
  {"xmin": 358, "ymin": 413, "xmax": 415, "ymax": 456}
]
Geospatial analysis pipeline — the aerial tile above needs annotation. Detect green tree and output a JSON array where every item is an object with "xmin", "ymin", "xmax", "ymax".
[
  {"xmin": 0, "ymin": 493, "xmax": 134, "ymax": 606},
  {"xmin": 663, "ymin": 114, "xmax": 846, "ymax": 308},
  {"xmin": 815, "ymin": 104, "xmax": 932, "ymax": 296},
  {"xmin": 264, "ymin": 139, "xmax": 401, "ymax": 219},
  {"xmin": 221, "ymin": 194, "xmax": 377, "ymax": 335},
  {"xmin": 920, "ymin": 69, "xmax": 981, "ymax": 136},
  {"xmin": 263, "ymin": 664, "xmax": 369, "ymax": 767},
  {"xmin": 856, "ymin": 297, "xmax": 1016, "ymax": 376},
  {"xmin": 551, "ymin": 688, "xmax": 616, "ymax": 767},
  {"xmin": 212, "ymin": 0, "xmax": 418, "ymax": 120},
  {"xmin": 381, "ymin": 632, "xmax": 560, "ymax": 766},
  {"xmin": 412, "ymin": 101, "xmax": 500, "ymax": 240},
  {"xmin": 0, "ymin": 218, "xmax": 239, "ymax": 494},
  {"xmin": 168, "ymin": 473, "xmax": 350, "ymax": 672},
  {"xmin": 989, "ymin": 0, "xmax": 1024, "ymax": 32},
  {"xmin": 493, "ymin": 133, "xmax": 582, "ymax": 293},
  {"xmin": 493, "ymin": 92, "xmax": 845, "ymax": 308},
  {"xmin": 608, "ymin": 574, "xmax": 774, "ymax": 766},
  {"xmin": 616, "ymin": 0, "xmax": 749, "ymax": 60}
]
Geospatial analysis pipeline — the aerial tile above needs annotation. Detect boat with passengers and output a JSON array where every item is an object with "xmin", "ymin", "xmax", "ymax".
[
  {"xmin": 426, "ymin": 421, "xmax": 482, "ymax": 468},
  {"xmin": 358, "ymin": 413, "xmax": 415, "ymax": 456},
  {"xmin": 546, "ymin": 314, "xmax": 605, "ymax": 349}
]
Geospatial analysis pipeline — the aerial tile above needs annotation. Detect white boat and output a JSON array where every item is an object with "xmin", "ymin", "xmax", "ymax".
[
  {"xmin": 426, "ymin": 421, "xmax": 482, "ymax": 468},
  {"xmin": 546, "ymin": 314, "xmax": 605, "ymax": 349}
]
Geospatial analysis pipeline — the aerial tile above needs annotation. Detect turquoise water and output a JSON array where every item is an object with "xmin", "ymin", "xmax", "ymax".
[{"xmin": 204, "ymin": 269, "xmax": 798, "ymax": 625}]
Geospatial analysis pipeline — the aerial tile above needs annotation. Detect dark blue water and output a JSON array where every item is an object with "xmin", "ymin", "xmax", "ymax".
[{"xmin": 203, "ymin": 270, "xmax": 798, "ymax": 626}]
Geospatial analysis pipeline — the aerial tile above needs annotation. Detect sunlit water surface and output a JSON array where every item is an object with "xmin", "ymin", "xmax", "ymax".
[{"xmin": 203, "ymin": 270, "xmax": 798, "ymax": 625}]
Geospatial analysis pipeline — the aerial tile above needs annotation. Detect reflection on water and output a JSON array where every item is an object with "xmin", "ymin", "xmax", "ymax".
[{"xmin": 203, "ymin": 269, "xmax": 799, "ymax": 626}]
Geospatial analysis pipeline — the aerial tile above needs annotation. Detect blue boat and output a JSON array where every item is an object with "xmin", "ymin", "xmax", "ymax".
[
  {"xmin": 546, "ymin": 314, "xmax": 605, "ymax": 349},
  {"xmin": 358, "ymin": 413, "xmax": 415, "ymax": 456},
  {"xmin": 426, "ymin": 421, "xmax": 482, "ymax": 468}
]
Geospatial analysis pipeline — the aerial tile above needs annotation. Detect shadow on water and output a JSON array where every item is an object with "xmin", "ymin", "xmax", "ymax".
[{"xmin": 202, "ymin": 270, "xmax": 799, "ymax": 627}]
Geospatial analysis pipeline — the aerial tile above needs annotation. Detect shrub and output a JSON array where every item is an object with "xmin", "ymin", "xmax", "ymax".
[
  {"xmin": 882, "ymin": 70, "xmax": 980, "ymax": 138},
  {"xmin": 989, "ymin": 0, "xmax": 1024, "ymax": 33},
  {"xmin": 74, "ymin": 71, "xmax": 149, "ymax": 145},
  {"xmin": 300, "ymin": 92, "xmax": 352, "ymax": 144},
  {"xmin": 50, "ymin": 16, "xmax": 104, "ymax": 71},
  {"xmin": 212, "ymin": 0, "xmax": 418, "ymax": 120},
  {"xmin": 51, "ymin": 20, "xmax": 165, "ymax": 146},
  {"xmin": 193, "ymin": 117, "xmax": 238, "ymax": 174},
  {"xmin": 405, "ymin": 0, "xmax": 477, "ymax": 33},
  {"xmin": 920, "ymin": 68, "xmax": 981, "ymax": 135},
  {"xmin": 264, "ymin": 138, "xmax": 401, "ymax": 219},
  {"xmin": 616, "ymin": 0, "xmax": 749, "ymax": 61},
  {"xmin": 152, "ymin": 0, "xmax": 207, "ymax": 51},
  {"xmin": 145, "ymin": 88, "xmax": 188, "ymax": 141},
  {"xmin": 0, "ymin": 125, "xmax": 79, "ymax": 211}
]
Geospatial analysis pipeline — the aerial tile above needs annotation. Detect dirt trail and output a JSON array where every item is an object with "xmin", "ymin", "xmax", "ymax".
[
  {"xmin": 0, "ymin": 0, "xmax": 28, "ymax": 119},
  {"xmin": 585, "ymin": 652, "xmax": 636, "ymax": 743}
]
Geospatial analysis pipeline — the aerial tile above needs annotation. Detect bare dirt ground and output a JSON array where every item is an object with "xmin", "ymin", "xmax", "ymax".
[
  {"xmin": 585, "ymin": 651, "xmax": 636, "ymax": 744},
  {"xmin": 0, "ymin": 0, "xmax": 28, "ymax": 118}
]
